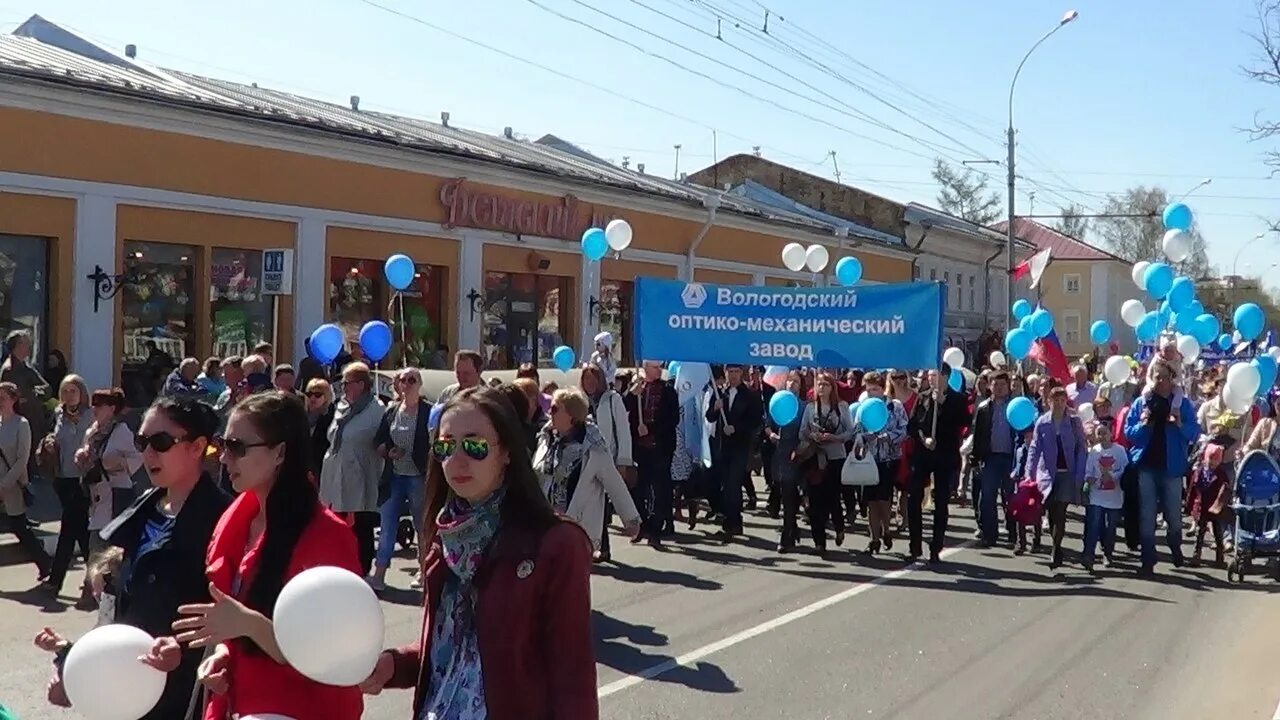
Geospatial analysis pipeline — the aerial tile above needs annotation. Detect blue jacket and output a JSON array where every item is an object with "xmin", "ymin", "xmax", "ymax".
[{"xmin": 1123, "ymin": 393, "xmax": 1201, "ymax": 476}]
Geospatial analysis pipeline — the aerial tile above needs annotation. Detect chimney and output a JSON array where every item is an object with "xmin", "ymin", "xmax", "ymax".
[
  {"xmin": 723, "ymin": 182, "xmax": 731, "ymax": 191},
  {"xmin": 440, "ymin": 111, "xmax": 450, "ymax": 127},
  {"xmin": 752, "ymin": 145, "xmax": 762, "ymax": 157},
  {"xmin": 503, "ymin": 126, "xmax": 514, "ymax": 139},
  {"xmin": 679, "ymin": 172, "xmax": 688, "ymax": 182},
  {"xmin": 637, "ymin": 163, "xmax": 646, "ymax": 174},
  {"xmin": 621, "ymin": 156, "xmax": 631, "ymax": 169},
  {"xmin": 125, "ymin": 44, "xmax": 137, "ymax": 59},
  {"xmin": 349, "ymin": 95, "xmax": 360, "ymax": 111}
]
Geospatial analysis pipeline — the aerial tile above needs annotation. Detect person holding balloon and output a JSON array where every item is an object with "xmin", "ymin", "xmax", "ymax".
[
  {"xmin": 1024, "ymin": 386, "xmax": 1089, "ymax": 570},
  {"xmin": 799, "ymin": 372, "xmax": 854, "ymax": 556},
  {"xmin": 318, "ymin": 362, "xmax": 386, "ymax": 576},
  {"xmin": 904, "ymin": 367, "xmax": 970, "ymax": 564},
  {"xmin": 851, "ymin": 372, "xmax": 908, "ymax": 556},
  {"xmin": 766, "ymin": 370, "xmax": 807, "ymax": 553},
  {"xmin": 173, "ymin": 391, "xmax": 364, "ymax": 720},
  {"xmin": 360, "ymin": 385, "xmax": 599, "ymax": 720}
]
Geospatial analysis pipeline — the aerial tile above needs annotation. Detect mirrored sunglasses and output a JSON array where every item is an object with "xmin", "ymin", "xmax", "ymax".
[{"xmin": 432, "ymin": 437, "xmax": 490, "ymax": 461}]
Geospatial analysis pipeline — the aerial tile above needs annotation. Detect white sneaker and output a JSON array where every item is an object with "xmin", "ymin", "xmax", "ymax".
[{"xmin": 409, "ymin": 577, "xmax": 423, "ymax": 590}]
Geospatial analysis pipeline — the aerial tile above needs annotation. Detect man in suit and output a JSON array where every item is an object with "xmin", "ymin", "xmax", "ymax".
[
  {"xmin": 706, "ymin": 364, "xmax": 763, "ymax": 539},
  {"xmin": 749, "ymin": 366, "xmax": 778, "ymax": 517},
  {"xmin": 627, "ymin": 361, "xmax": 681, "ymax": 546}
]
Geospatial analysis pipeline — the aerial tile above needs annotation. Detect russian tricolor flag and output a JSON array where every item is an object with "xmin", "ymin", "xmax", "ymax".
[{"xmin": 1028, "ymin": 328, "xmax": 1072, "ymax": 384}]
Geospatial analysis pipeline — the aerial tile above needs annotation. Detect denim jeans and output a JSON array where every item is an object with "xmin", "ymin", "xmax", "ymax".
[
  {"xmin": 1137, "ymin": 468, "xmax": 1184, "ymax": 568},
  {"xmin": 979, "ymin": 454, "xmax": 1015, "ymax": 544},
  {"xmin": 1082, "ymin": 504, "xmax": 1120, "ymax": 565},
  {"xmin": 375, "ymin": 473, "xmax": 425, "ymax": 568}
]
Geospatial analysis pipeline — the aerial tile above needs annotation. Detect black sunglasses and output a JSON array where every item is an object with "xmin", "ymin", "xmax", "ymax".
[
  {"xmin": 432, "ymin": 437, "xmax": 490, "ymax": 462},
  {"xmin": 221, "ymin": 437, "xmax": 274, "ymax": 458},
  {"xmin": 134, "ymin": 432, "xmax": 189, "ymax": 453}
]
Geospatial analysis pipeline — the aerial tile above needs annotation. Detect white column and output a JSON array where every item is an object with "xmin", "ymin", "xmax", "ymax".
[
  {"xmin": 456, "ymin": 235, "xmax": 483, "ymax": 352},
  {"xmin": 580, "ymin": 253, "xmax": 601, "ymax": 354},
  {"xmin": 72, "ymin": 193, "xmax": 117, "ymax": 391},
  {"xmin": 292, "ymin": 215, "xmax": 327, "ymax": 363}
]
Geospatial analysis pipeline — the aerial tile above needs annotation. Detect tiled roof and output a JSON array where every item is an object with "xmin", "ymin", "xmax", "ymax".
[
  {"xmin": 993, "ymin": 217, "xmax": 1126, "ymax": 262},
  {"xmin": 0, "ymin": 17, "xmax": 888, "ymax": 243}
]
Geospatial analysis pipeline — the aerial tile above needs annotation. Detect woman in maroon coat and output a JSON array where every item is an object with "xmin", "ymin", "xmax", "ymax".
[{"xmin": 359, "ymin": 385, "xmax": 597, "ymax": 720}]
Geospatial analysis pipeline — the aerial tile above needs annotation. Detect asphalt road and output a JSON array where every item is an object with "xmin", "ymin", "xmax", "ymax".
[{"xmin": 3, "ymin": 485, "xmax": 1280, "ymax": 720}]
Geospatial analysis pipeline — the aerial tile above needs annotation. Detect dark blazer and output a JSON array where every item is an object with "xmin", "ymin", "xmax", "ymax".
[
  {"xmin": 374, "ymin": 398, "xmax": 433, "ymax": 479},
  {"xmin": 387, "ymin": 520, "xmax": 597, "ymax": 720},
  {"xmin": 310, "ymin": 405, "xmax": 336, "ymax": 480},
  {"xmin": 971, "ymin": 397, "xmax": 1017, "ymax": 461},
  {"xmin": 705, "ymin": 383, "xmax": 763, "ymax": 451},
  {"xmin": 907, "ymin": 388, "xmax": 970, "ymax": 464},
  {"xmin": 625, "ymin": 380, "xmax": 680, "ymax": 455}
]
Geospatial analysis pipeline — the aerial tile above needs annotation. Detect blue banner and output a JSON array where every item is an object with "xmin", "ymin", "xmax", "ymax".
[{"xmin": 634, "ymin": 278, "xmax": 945, "ymax": 369}]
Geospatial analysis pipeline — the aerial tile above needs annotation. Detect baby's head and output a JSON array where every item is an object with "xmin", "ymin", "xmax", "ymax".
[
  {"xmin": 88, "ymin": 546, "xmax": 123, "ymax": 599},
  {"xmin": 1202, "ymin": 442, "xmax": 1225, "ymax": 470},
  {"xmin": 1159, "ymin": 336, "xmax": 1182, "ymax": 363}
]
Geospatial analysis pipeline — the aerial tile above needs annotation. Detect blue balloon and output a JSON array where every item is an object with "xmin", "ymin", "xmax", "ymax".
[
  {"xmin": 1191, "ymin": 314, "xmax": 1220, "ymax": 346},
  {"xmin": 383, "ymin": 253, "xmax": 415, "ymax": 291},
  {"xmin": 1234, "ymin": 303, "xmax": 1265, "ymax": 341},
  {"xmin": 1163, "ymin": 202, "xmax": 1193, "ymax": 231},
  {"xmin": 1005, "ymin": 328, "xmax": 1033, "ymax": 361},
  {"xmin": 309, "ymin": 323, "xmax": 344, "ymax": 364},
  {"xmin": 1143, "ymin": 263, "xmax": 1175, "ymax": 300},
  {"xmin": 1172, "ymin": 310, "xmax": 1197, "ymax": 335},
  {"xmin": 948, "ymin": 367, "xmax": 964, "ymax": 392},
  {"xmin": 581, "ymin": 228, "xmax": 608, "ymax": 262},
  {"xmin": 1019, "ymin": 315, "xmax": 1034, "ymax": 332},
  {"xmin": 835, "ymin": 256, "xmax": 863, "ymax": 286},
  {"xmin": 1219, "ymin": 333, "xmax": 1234, "ymax": 351},
  {"xmin": 358, "ymin": 320, "xmax": 393, "ymax": 363},
  {"xmin": 1029, "ymin": 307, "xmax": 1054, "ymax": 339},
  {"xmin": 1186, "ymin": 300, "xmax": 1206, "ymax": 318},
  {"xmin": 553, "ymin": 345, "xmax": 576, "ymax": 372},
  {"xmin": 428, "ymin": 403, "xmax": 444, "ymax": 430},
  {"xmin": 857, "ymin": 397, "xmax": 889, "ymax": 433},
  {"xmin": 1157, "ymin": 301, "xmax": 1173, "ymax": 329},
  {"xmin": 1089, "ymin": 320, "xmax": 1111, "ymax": 345},
  {"xmin": 1006, "ymin": 396, "xmax": 1038, "ymax": 431},
  {"xmin": 1254, "ymin": 355, "xmax": 1278, "ymax": 396},
  {"xmin": 768, "ymin": 389, "xmax": 800, "ymax": 425},
  {"xmin": 1166, "ymin": 276, "xmax": 1195, "ymax": 312},
  {"xmin": 1136, "ymin": 311, "xmax": 1161, "ymax": 343},
  {"xmin": 1012, "ymin": 299, "xmax": 1034, "ymax": 321}
]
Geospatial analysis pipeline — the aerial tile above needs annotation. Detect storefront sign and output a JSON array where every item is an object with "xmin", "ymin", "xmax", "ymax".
[
  {"xmin": 633, "ymin": 278, "xmax": 945, "ymax": 369},
  {"xmin": 439, "ymin": 178, "xmax": 617, "ymax": 241},
  {"xmin": 261, "ymin": 249, "xmax": 293, "ymax": 295}
]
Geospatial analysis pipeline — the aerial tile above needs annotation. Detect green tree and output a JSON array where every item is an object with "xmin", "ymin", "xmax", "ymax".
[
  {"xmin": 931, "ymin": 158, "xmax": 1002, "ymax": 225},
  {"xmin": 1054, "ymin": 204, "xmax": 1091, "ymax": 240},
  {"xmin": 1093, "ymin": 185, "xmax": 1210, "ymax": 277}
]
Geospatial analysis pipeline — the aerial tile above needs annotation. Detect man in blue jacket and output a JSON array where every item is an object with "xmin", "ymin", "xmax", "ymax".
[{"xmin": 1123, "ymin": 357, "xmax": 1200, "ymax": 576}]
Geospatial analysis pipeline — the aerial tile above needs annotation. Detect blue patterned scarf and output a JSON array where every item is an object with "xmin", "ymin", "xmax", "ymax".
[{"xmin": 422, "ymin": 488, "xmax": 505, "ymax": 720}]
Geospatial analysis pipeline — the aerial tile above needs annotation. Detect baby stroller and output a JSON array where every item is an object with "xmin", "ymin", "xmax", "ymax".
[{"xmin": 1226, "ymin": 450, "xmax": 1280, "ymax": 583}]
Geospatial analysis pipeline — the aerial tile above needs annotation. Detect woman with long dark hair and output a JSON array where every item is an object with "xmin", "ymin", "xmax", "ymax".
[
  {"xmin": 359, "ymin": 386, "xmax": 597, "ymax": 719},
  {"xmin": 800, "ymin": 372, "xmax": 854, "ymax": 557},
  {"xmin": 171, "ymin": 391, "xmax": 362, "ymax": 719}
]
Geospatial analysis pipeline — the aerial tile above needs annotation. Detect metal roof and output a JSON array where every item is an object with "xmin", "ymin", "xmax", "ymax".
[{"xmin": 728, "ymin": 181, "xmax": 904, "ymax": 246}]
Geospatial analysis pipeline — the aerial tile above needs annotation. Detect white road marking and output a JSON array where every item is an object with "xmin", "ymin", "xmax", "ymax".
[
  {"xmin": 597, "ymin": 541, "xmax": 974, "ymax": 698},
  {"xmin": 1272, "ymin": 694, "xmax": 1280, "ymax": 720}
]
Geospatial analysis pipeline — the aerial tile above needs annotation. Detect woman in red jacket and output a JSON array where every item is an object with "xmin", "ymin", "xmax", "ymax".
[
  {"xmin": 170, "ymin": 390, "xmax": 363, "ymax": 720},
  {"xmin": 359, "ymin": 385, "xmax": 597, "ymax": 719}
]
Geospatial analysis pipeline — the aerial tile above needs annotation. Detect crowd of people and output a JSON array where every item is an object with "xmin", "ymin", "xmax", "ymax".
[{"xmin": 0, "ymin": 324, "xmax": 1272, "ymax": 718}]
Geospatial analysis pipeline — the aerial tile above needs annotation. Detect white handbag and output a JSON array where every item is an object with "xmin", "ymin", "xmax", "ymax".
[{"xmin": 841, "ymin": 438, "xmax": 879, "ymax": 486}]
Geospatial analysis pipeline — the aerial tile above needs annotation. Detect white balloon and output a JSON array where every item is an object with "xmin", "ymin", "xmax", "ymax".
[
  {"xmin": 1162, "ymin": 229, "xmax": 1191, "ymax": 263},
  {"xmin": 1103, "ymin": 355, "xmax": 1131, "ymax": 385},
  {"xmin": 1225, "ymin": 361, "xmax": 1262, "ymax": 400},
  {"xmin": 274, "ymin": 566, "xmax": 385, "ymax": 687},
  {"xmin": 1077, "ymin": 402, "xmax": 1095, "ymax": 423},
  {"xmin": 1269, "ymin": 346, "xmax": 1280, "ymax": 362},
  {"xmin": 1120, "ymin": 299, "xmax": 1147, "ymax": 328},
  {"xmin": 1131, "ymin": 261, "xmax": 1151, "ymax": 289},
  {"xmin": 1176, "ymin": 334, "xmax": 1200, "ymax": 364},
  {"xmin": 63, "ymin": 624, "xmax": 166, "ymax": 720},
  {"xmin": 1223, "ymin": 385, "xmax": 1254, "ymax": 414},
  {"xmin": 781, "ymin": 242, "xmax": 807, "ymax": 272},
  {"xmin": 604, "ymin": 218, "xmax": 633, "ymax": 252},
  {"xmin": 942, "ymin": 347, "xmax": 965, "ymax": 369},
  {"xmin": 988, "ymin": 350, "xmax": 1007, "ymax": 368},
  {"xmin": 804, "ymin": 244, "xmax": 830, "ymax": 273}
]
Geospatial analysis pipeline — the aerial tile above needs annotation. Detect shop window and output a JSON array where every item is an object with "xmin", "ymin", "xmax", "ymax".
[
  {"xmin": 0, "ymin": 235, "xmax": 49, "ymax": 371},
  {"xmin": 400, "ymin": 264, "xmax": 447, "ymax": 369},
  {"xmin": 330, "ymin": 258, "xmax": 380, "ymax": 347},
  {"xmin": 598, "ymin": 280, "xmax": 633, "ymax": 366},
  {"xmin": 121, "ymin": 241, "xmax": 196, "ymax": 406},
  {"xmin": 329, "ymin": 257, "xmax": 448, "ymax": 368},
  {"xmin": 210, "ymin": 248, "xmax": 275, "ymax": 360},
  {"xmin": 481, "ymin": 271, "xmax": 571, "ymax": 369}
]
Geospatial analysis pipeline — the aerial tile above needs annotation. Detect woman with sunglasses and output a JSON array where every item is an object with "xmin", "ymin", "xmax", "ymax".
[
  {"xmin": 84, "ymin": 397, "xmax": 230, "ymax": 719},
  {"xmin": 360, "ymin": 386, "xmax": 598, "ymax": 719},
  {"xmin": 369, "ymin": 368, "xmax": 432, "ymax": 592},
  {"xmin": 77, "ymin": 388, "xmax": 141, "ymax": 518},
  {"xmin": 319, "ymin": 362, "xmax": 386, "ymax": 575},
  {"xmin": 39, "ymin": 374, "xmax": 92, "ymax": 599},
  {"xmin": 303, "ymin": 378, "xmax": 335, "ymax": 479},
  {"xmin": 172, "ymin": 391, "xmax": 363, "ymax": 720}
]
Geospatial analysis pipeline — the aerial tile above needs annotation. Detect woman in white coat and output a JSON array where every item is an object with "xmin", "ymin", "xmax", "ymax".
[
  {"xmin": 535, "ymin": 387, "xmax": 639, "ymax": 559},
  {"xmin": 579, "ymin": 363, "xmax": 636, "ymax": 557},
  {"xmin": 319, "ymin": 361, "xmax": 385, "ymax": 575}
]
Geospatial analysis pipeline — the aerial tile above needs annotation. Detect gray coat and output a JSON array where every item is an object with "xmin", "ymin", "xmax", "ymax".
[{"xmin": 319, "ymin": 397, "xmax": 385, "ymax": 513}]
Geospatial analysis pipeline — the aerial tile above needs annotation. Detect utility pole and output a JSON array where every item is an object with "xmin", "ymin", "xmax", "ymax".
[
  {"xmin": 1028, "ymin": 190, "xmax": 1036, "ymax": 217},
  {"xmin": 673, "ymin": 144, "xmax": 682, "ymax": 180},
  {"xmin": 828, "ymin": 150, "xmax": 841, "ymax": 184}
]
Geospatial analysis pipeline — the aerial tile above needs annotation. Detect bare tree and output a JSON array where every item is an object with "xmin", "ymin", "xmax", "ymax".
[
  {"xmin": 1094, "ymin": 186, "xmax": 1210, "ymax": 277},
  {"xmin": 1054, "ymin": 204, "xmax": 1091, "ymax": 240},
  {"xmin": 1245, "ymin": 1, "xmax": 1280, "ymax": 181},
  {"xmin": 931, "ymin": 158, "xmax": 1002, "ymax": 225}
]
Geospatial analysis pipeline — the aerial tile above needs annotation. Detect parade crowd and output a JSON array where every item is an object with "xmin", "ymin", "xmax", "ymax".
[{"xmin": 0, "ymin": 325, "xmax": 1270, "ymax": 719}]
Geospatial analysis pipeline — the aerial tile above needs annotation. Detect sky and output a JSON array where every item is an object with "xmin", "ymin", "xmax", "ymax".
[{"xmin": 7, "ymin": 0, "xmax": 1280, "ymax": 284}]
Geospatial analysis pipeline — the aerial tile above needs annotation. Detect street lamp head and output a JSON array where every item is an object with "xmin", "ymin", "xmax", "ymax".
[
  {"xmin": 1201, "ymin": 177, "xmax": 1212, "ymax": 186},
  {"xmin": 1061, "ymin": 9, "xmax": 1079, "ymax": 24}
]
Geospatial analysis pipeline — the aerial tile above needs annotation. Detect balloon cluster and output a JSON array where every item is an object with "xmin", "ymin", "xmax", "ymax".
[
  {"xmin": 780, "ymin": 243, "xmax": 832, "ymax": 274},
  {"xmin": 1004, "ymin": 300, "xmax": 1053, "ymax": 361},
  {"xmin": 581, "ymin": 219, "xmax": 634, "ymax": 261}
]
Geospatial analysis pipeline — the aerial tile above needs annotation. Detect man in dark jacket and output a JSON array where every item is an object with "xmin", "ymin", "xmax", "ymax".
[
  {"xmin": 706, "ymin": 364, "xmax": 762, "ymax": 539},
  {"xmin": 971, "ymin": 370, "xmax": 1017, "ymax": 546},
  {"xmin": 626, "ymin": 361, "xmax": 680, "ymax": 545},
  {"xmin": 907, "ymin": 364, "xmax": 971, "ymax": 563}
]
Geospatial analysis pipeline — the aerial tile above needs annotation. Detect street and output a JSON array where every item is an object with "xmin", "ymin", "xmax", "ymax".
[{"xmin": 3, "ymin": 496, "xmax": 1280, "ymax": 720}]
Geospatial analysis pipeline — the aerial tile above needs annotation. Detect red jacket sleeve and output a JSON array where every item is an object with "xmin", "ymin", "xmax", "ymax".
[
  {"xmin": 542, "ymin": 522, "xmax": 598, "ymax": 720},
  {"xmin": 386, "ymin": 642, "xmax": 423, "ymax": 690}
]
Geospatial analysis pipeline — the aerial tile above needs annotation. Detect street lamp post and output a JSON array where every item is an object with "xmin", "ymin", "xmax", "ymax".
[
  {"xmin": 1233, "ymin": 231, "xmax": 1273, "ymax": 303},
  {"xmin": 1005, "ymin": 9, "xmax": 1079, "ymax": 333}
]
